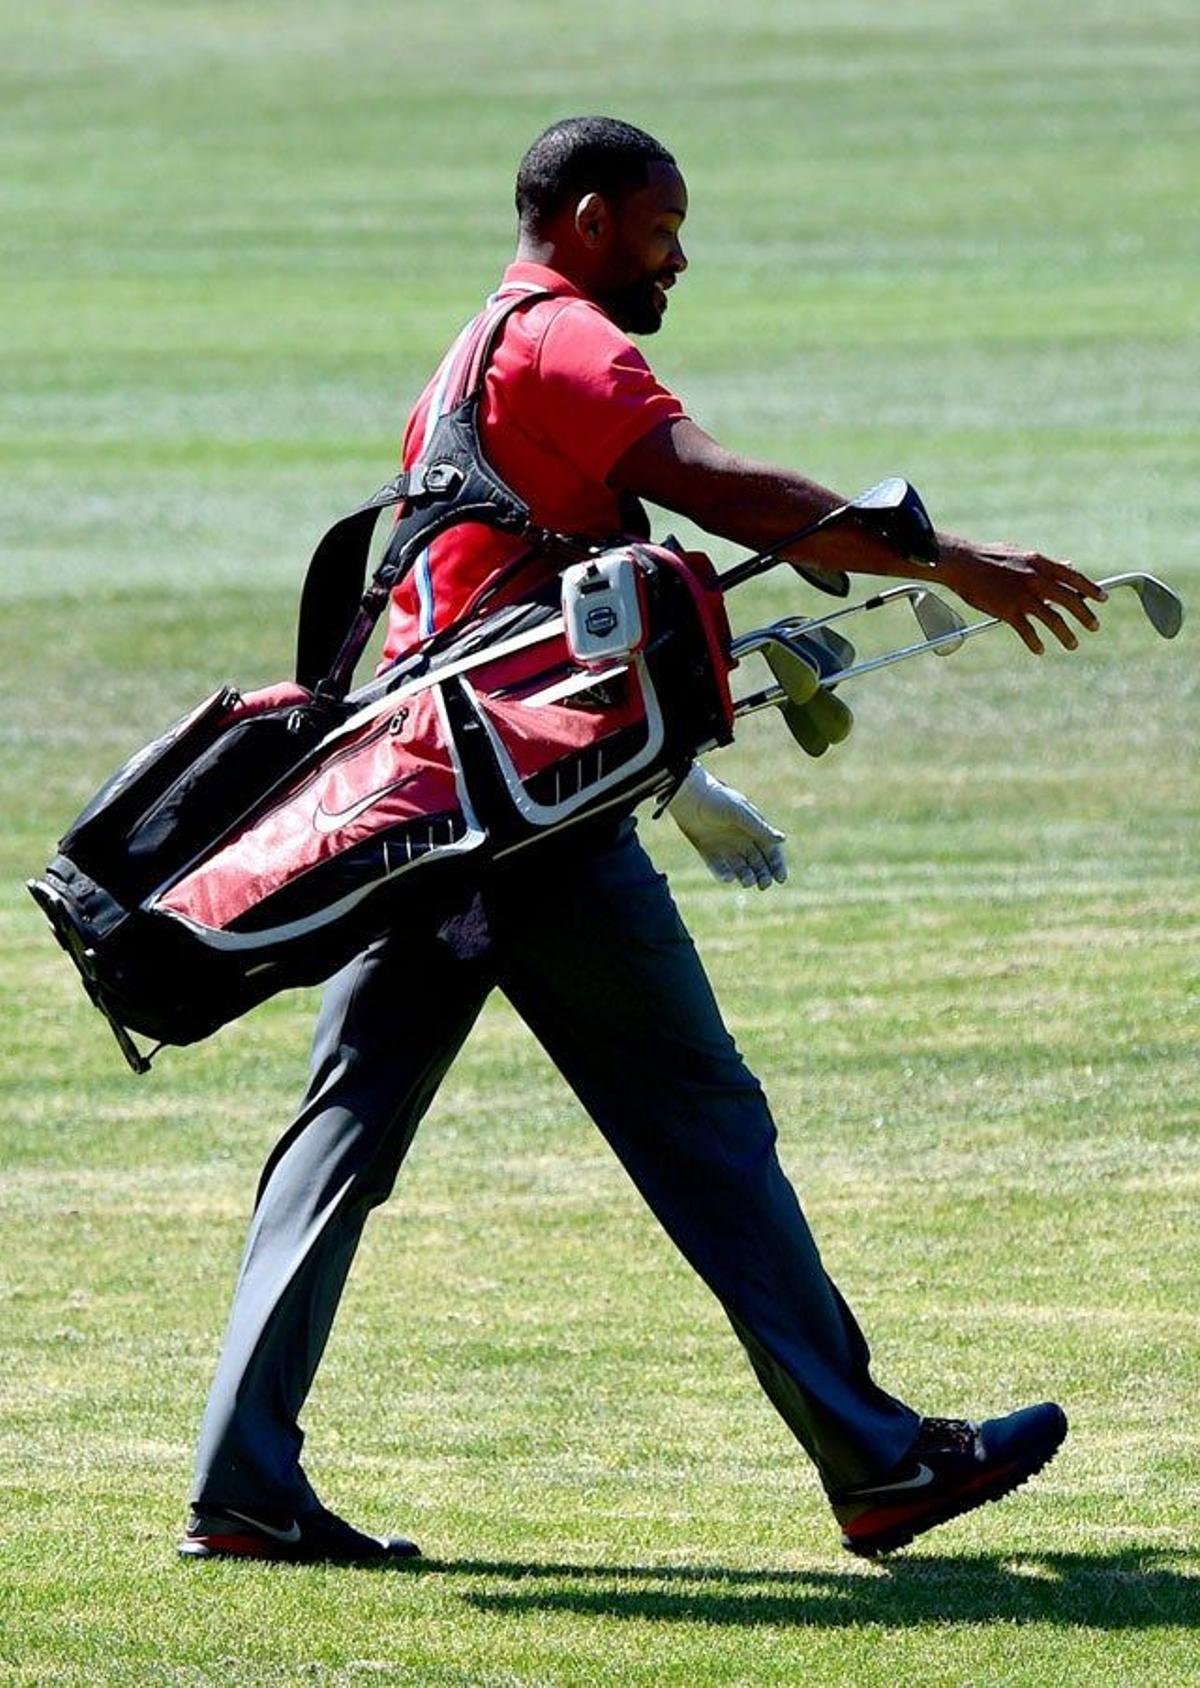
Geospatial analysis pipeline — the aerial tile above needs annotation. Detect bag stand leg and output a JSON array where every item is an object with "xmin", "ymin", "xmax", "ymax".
[{"xmin": 26, "ymin": 877, "xmax": 155, "ymax": 1075}]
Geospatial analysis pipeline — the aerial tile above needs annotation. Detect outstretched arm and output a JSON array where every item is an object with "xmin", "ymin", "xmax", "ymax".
[{"xmin": 613, "ymin": 416, "xmax": 1105, "ymax": 653}]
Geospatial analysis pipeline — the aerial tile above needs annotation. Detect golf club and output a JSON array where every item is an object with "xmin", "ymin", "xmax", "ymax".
[
  {"xmin": 777, "ymin": 583, "xmax": 967, "ymax": 655},
  {"xmin": 733, "ymin": 570, "xmax": 1185, "ymax": 723},
  {"xmin": 826, "ymin": 570, "xmax": 1184, "ymax": 686},
  {"xmin": 717, "ymin": 477, "xmax": 940, "ymax": 591},
  {"xmin": 1095, "ymin": 573, "xmax": 1184, "ymax": 640},
  {"xmin": 728, "ymin": 630, "xmax": 822, "ymax": 701},
  {"xmin": 729, "ymin": 586, "xmax": 963, "ymax": 719},
  {"xmin": 730, "ymin": 623, "xmax": 857, "ymax": 680},
  {"xmin": 727, "ymin": 629, "xmax": 856, "ymax": 754}
]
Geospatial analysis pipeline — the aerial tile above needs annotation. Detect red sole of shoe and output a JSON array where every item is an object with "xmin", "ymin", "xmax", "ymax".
[{"xmin": 840, "ymin": 1438, "xmax": 1066, "ymax": 1557}]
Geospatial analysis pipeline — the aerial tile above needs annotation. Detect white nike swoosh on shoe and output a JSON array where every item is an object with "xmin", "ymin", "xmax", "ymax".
[
  {"xmin": 225, "ymin": 1509, "xmax": 303, "ymax": 1544},
  {"xmin": 845, "ymin": 1462, "xmax": 937, "ymax": 1499}
]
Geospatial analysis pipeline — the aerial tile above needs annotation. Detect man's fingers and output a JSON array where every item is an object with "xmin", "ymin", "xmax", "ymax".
[
  {"xmin": 1033, "ymin": 575, "xmax": 1103, "ymax": 631},
  {"xmin": 948, "ymin": 541, "xmax": 1111, "ymax": 655},
  {"xmin": 1029, "ymin": 602, "xmax": 1078, "ymax": 649},
  {"xmin": 749, "ymin": 852, "xmax": 775, "ymax": 890},
  {"xmin": 1032, "ymin": 555, "xmax": 1108, "ymax": 602},
  {"xmin": 751, "ymin": 844, "xmax": 787, "ymax": 888},
  {"xmin": 719, "ymin": 853, "xmax": 762, "ymax": 889}
]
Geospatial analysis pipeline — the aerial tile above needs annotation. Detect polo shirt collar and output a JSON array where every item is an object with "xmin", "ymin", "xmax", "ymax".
[{"xmin": 498, "ymin": 260, "xmax": 583, "ymax": 299}]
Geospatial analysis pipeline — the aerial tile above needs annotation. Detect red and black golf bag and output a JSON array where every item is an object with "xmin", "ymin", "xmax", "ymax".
[{"xmin": 29, "ymin": 291, "xmax": 737, "ymax": 1070}]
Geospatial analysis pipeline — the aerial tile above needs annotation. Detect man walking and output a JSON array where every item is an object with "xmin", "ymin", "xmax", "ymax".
[{"xmin": 181, "ymin": 117, "xmax": 1099, "ymax": 1564}]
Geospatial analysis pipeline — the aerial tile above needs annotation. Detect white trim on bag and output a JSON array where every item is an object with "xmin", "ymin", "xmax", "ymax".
[{"xmin": 458, "ymin": 654, "xmax": 664, "ymax": 828}]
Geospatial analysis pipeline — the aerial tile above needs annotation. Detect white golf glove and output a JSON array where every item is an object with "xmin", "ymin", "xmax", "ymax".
[{"xmin": 666, "ymin": 765, "xmax": 787, "ymax": 890}]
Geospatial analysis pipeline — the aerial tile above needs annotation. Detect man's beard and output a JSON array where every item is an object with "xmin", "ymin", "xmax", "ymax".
[{"xmin": 598, "ymin": 275, "xmax": 665, "ymax": 336}]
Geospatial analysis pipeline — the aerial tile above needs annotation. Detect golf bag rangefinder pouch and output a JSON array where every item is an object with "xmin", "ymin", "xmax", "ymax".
[{"xmin": 29, "ymin": 291, "xmax": 740, "ymax": 1069}]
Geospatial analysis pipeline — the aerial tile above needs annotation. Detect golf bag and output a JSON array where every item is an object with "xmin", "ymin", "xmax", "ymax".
[
  {"xmin": 30, "ymin": 285, "xmax": 738, "ymax": 1067},
  {"xmin": 32, "ymin": 542, "xmax": 733, "ymax": 1068}
]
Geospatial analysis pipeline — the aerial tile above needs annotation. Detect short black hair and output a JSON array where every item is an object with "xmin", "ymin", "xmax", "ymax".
[{"xmin": 515, "ymin": 116, "xmax": 676, "ymax": 234}]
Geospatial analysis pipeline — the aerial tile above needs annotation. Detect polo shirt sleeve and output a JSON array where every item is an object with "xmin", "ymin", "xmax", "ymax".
[{"xmin": 532, "ymin": 301, "xmax": 686, "ymax": 485}]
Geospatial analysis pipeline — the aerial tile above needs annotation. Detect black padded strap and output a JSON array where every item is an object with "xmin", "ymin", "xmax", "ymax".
[
  {"xmin": 294, "ymin": 290, "xmax": 555, "ymax": 694},
  {"xmin": 294, "ymin": 472, "xmax": 413, "ymax": 691}
]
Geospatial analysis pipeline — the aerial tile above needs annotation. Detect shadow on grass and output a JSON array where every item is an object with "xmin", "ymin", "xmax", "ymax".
[{"xmin": 407, "ymin": 1549, "xmax": 1198, "ymax": 1630}]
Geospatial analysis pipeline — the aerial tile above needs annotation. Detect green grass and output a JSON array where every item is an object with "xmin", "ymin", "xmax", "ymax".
[{"xmin": 1, "ymin": 0, "xmax": 1197, "ymax": 1681}]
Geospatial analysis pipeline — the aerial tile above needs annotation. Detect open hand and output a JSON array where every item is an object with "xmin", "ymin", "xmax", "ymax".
[{"xmin": 937, "ymin": 538, "xmax": 1107, "ymax": 654}]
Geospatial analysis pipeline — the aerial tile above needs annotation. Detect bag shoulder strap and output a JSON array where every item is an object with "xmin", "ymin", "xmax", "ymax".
[{"xmin": 295, "ymin": 288, "xmax": 563, "ymax": 694}]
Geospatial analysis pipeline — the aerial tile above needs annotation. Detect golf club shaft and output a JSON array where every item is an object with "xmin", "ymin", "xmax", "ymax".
[
  {"xmin": 716, "ymin": 500, "xmax": 855, "ymax": 590},
  {"xmin": 822, "ymin": 615, "xmax": 999, "ymax": 683},
  {"xmin": 776, "ymin": 583, "xmax": 926, "ymax": 635}
]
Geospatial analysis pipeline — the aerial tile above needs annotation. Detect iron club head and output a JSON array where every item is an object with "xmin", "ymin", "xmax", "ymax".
[
  {"xmin": 1099, "ymin": 573, "xmax": 1184, "ymax": 640},
  {"xmin": 780, "ymin": 688, "xmax": 855, "ymax": 757},
  {"xmin": 762, "ymin": 641, "xmax": 821, "ymax": 706},
  {"xmin": 911, "ymin": 589, "xmax": 967, "ymax": 653}
]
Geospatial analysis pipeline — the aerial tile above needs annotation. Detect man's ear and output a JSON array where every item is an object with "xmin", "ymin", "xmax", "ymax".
[{"xmin": 573, "ymin": 191, "xmax": 609, "ymax": 248}]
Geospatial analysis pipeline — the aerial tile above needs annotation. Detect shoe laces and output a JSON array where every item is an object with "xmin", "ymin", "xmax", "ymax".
[{"xmin": 917, "ymin": 1417, "xmax": 982, "ymax": 1458}]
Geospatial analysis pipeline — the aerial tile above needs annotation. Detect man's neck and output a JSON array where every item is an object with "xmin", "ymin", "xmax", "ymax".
[{"xmin": 513, "ymin": 238, "xmax": 590, "ymax": 294}]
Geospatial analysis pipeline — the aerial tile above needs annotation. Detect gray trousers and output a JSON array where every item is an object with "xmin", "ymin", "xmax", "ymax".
[{"xmin": 191, "ymin": 821, "xmax": 918, "ymax": 1513}]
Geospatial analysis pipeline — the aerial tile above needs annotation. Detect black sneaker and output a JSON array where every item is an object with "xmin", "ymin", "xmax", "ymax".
[
  {"xmin": 178, "ymin": 1501, "xmax": 420, "ymax": 1564},
  {"xmin": 831, "ymin": 1402, "xmax": 1068, "ymax": 1557}
]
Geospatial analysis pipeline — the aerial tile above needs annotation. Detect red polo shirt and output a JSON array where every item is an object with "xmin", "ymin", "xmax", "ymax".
[{"xmin": 381, "ymin": 261, "xmax": 686, "ymax": 664}]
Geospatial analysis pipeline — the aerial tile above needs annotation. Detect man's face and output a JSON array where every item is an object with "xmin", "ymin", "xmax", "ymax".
[{"xmin": 592, "ymin": 162, "xmax": 689, "ymax": 335}]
